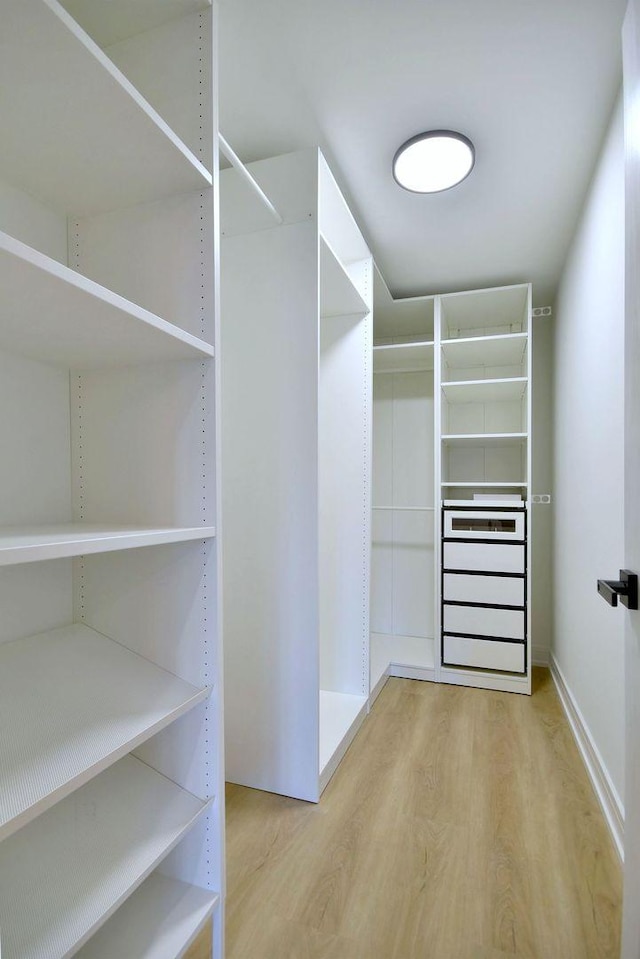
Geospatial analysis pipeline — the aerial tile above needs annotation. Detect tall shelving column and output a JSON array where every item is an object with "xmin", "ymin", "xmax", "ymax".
[
  {"xmin": 221, "ymin": 147, "xmax": 372, "ymax": 802},
  {"xmin": 438, "ymin": 283, "xmax": 532, "ymax": 695},
  {"xmin": 0, "ymin": 2, "xmax": 224, "ymax": 957}
]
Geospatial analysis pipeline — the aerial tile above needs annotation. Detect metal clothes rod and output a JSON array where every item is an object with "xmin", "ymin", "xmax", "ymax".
[
  {"xmin": 373, "ymin": 506, "xmax": 436, "ymax": 511},
  {"xmin": 219, "ymin": 134, "xmax": 284, "ymax": 225}
]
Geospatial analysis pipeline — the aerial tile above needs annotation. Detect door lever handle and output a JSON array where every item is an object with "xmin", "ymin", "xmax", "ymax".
[{"xmin": 597, "ymin": 570, "xmax": 638, "ymax": 609}]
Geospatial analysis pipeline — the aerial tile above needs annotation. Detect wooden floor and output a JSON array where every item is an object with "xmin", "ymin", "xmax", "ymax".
[{"xmin": 224, "ymin": 669, "xmax": 622, "ymax": 959}]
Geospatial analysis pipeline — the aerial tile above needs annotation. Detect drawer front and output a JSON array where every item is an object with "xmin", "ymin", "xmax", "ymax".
[
  {"xmin": 443, "ymin": 604, "xmax": 525, "ymax": 640},
  {"xmin": 444, "ymin": 509, "xmax": 525, "ymax": 541},
  {"xmin": 443, "ymin": 635, "xmax": 525, "ymax": 673},
  {"xmin": 443, "ymin": 573, "xmax": 524, "ymax": 607},
  {"xmin": 443, "ymin": 541, "xmax": 525, "ymax": 574}
]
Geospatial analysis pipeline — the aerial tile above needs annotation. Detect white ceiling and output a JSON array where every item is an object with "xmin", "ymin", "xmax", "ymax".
[{"xmin": 218, "ymin": 0, "xmax": 627, "ymax": 306}]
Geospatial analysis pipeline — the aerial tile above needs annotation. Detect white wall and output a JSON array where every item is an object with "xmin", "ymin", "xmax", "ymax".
[
  {"xmin": 553, "ymin": 95, "xmax": 625, "ymax": 806},
  {"xmin": 531, "ymin": 316, "xmax": 554, "ymax": 664}
]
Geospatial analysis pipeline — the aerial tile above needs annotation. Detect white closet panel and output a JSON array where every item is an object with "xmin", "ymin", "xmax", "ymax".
[
  {"xmin": 0, "ymin": 180, "xmax": 67, "ymax": 261},
  {"xmin": 104, "ymin": 9, "xmax": 214, "ymax": 173},
  {"xmin": 320, "ymin": 311, "xmax": 371, "ymax": 695},
  {"xmin": 0, "ymin": 351, "xmax": 71, "ymax": 527},
  {"xmin": 222, "ymin": 220, "xmax": 320, "ymax": 801},
  {"xmin": 72, "ymin": 191, "xmax": 215, "ymax": 339},
  {"xmin": 0, "ymin": 561, "xmax": 72, "ymax": 646},
  {"xmin": 392, "ymin": 511, "xmax": 435, "ymax": 638},
  {"xmin": 70, "ymin": 361, "xmax": 216, "ymax": 528}
]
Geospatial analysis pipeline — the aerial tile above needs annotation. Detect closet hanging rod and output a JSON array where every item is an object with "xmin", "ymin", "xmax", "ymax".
[
  {"xmin": 219, "ymin": 134, "xmax": 284, "ymax": 224},
  {"xmin": 373, "ymin": 506, "xmax": 436, "ymax": 511}
]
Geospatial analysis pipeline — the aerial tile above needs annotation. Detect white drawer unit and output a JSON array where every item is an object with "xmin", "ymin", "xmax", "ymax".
[
  {"xmin": 442, "ymin": 603, "xmax": 525, "ymax": 640},
  {"xmin": 441, "ymin": 503, "xmax": 527, "ymax": 676},
  {"xmin": 443, "ymin": 572, "xmax": 524, "ymax": 606},
  {"xmin": 442, "ymin": 635, "xmax": 526, "ymax": 673}
]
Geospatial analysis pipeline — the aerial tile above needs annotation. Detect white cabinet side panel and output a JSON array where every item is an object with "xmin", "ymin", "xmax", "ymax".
[
  {"xmin": 371, "ymin": 509, "xmax": 393, "ymax": 635},
  {"xmin": 73, "ymin": 189, "xmax": 214, "ymax": 341},
  {"xmin": 319, "ymin": 307, "xmax": 371, "ymax": 696},
  {"xmin": 392, "ymin": 510, "xmax": 435, "ymax": 638},
  {"xmin": 0, "ymin": 179, "xmax": 68, "ymax": 263},
  {"xmin": 71, "ymin": 360, "xmax": 215, "ymax": 527},
  {"xmin": 105, "ymin": 9, "xmax": 213, "ymax": 174},
  {"xmin": 75, "ymin": 541, "xmax": 215, "ymax": 683},
  {"xmin": 393, "ymin": 372, "xmax": 434, "ymax": 506},
  {"xmin": 222, "ymin": 222, "xmax": 320, "ymax": 801},
  {"xmin": 0, "ymin": 561, "xmax": 72, "ymax": 646},
  {"xmin": 220, "ymin": 149, "xmax": 317, "ymax": 238},
  {"xmin": 372, "ymin": 374, "xmax": 393, "ymax": 505},
  {"xmin": 0, "ymin": 350, "xmax": 71, "ymax": 526}
]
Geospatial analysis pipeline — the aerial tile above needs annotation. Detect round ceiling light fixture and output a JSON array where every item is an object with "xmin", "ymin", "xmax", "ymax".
[{"xmin": 393, "ymin": 130, "xmax": 475, "ymax": 194}]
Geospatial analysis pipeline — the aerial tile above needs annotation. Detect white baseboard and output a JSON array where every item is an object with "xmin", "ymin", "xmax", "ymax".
[
  {"xmin": 532, "ymin": 644, "xmax": 550, "ymax": 666},
  {"xmin": 388, "ymin": 663, "xmax": 436, "ymax": 683},
  {"xmin": 369, "ymin": 669, "xmax": 389, "ymax": 705},
  {"xmin": 550, "ymin": 654, "xmax": 624, "ymax": 861}
]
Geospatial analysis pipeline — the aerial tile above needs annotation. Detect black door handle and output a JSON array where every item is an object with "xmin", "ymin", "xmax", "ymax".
[{"xmin": 597, "ymin": 570, "xmax": 638, "ymax": 609}]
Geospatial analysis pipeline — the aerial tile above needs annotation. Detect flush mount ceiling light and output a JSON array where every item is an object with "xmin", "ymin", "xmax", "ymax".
[{"xmin": 393, "ymin": 130, "xmax": 475, "ymax": 193}]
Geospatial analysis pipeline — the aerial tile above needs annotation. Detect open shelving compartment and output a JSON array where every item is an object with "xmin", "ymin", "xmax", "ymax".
[
  {"xmin": 439, "ymin": 285, "xmax": 531, "ymax": 504},
  {"xmin": 221, "ymin": 147, "xmax": 372, "ymax": 803},
  {"xmin": 370, "ymin": 272, "xmax": 437, "ymax": 697},
  {"xmin": 0, "ymin": 2, "xmax": 224, "ymax": 957}
]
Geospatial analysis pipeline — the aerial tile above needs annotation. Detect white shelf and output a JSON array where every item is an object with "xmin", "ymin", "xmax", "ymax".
[
  {"xmin": 441, "ymin": 377, "xmax": 528, "ymax": 404},
  {"xmin": 0, "ymin": 231, "xmax": 214, "ymax": 368},
  {"xmin": 76, "ymin": 874, "xmax": 218, "ymax": 959},
  {"xmin": 0, "ymin": 755, "xmax": 211, "ymax": 959},
  {"xmin": 319, "ymin": 690, "xmax": 367, "ymax": 778},
  {"xmin": 441, "ymin": 481, "xmax": 528, "ymax": 488},
  {"xmin": 373, "ymin": 341, "xmax": 434, "ymax": 373},
  {"xmin": 0, "ymin": 524, "xmax": 216, "ymax": 567},
  {"xmin": 320, "ymin": 236, "xmax": 368, "ymax": 318},
  {"xmin": 0, "ymin": 0, "xmax": 212, "ymax": 218},
  {"xmin": 0, "ymin": 623, "xmax": 208, "ymax": 841},
  {"xmin": 442, "ymin": 432, "xmax": 528, "ymax": 447},
  {"xmin": 440, "ymin": 285, "xmax": 529, "ymax": 338},
  {"xmin": 441, "ymin": 332, "xmax": 528, "ymax": 371}
]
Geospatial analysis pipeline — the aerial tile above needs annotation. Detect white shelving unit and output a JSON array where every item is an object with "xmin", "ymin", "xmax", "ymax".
[
  {"xmin": 371, "ymin": 279, "xmax": 532, "ymax": 696},
  {"xmin": 221, "ymin": 148, "xmax": 372, "ymax": 802},
  {"xmin": 0, "ymin": 2, "xmax": 223, "ymax": 957}
]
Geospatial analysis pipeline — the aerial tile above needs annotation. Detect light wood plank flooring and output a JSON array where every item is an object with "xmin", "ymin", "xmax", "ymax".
[{"xmin": 224, "ymin": 669, "xmax": 622, "ymax": 958}]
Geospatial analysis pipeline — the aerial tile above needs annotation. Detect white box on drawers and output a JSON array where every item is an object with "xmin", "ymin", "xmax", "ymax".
[
  {"xmin": 443, "ymin": 541, "xmax": 525, "ymax": 574},
  {"xmin": 443, "ymin": 573, "xmax": 524, "ymax": 606},
  {"xmin": 443, "ymin": 635, "xmax": 525, "ymax": 673},
  {"xmin": 443, "ymin": 604, "xmax": 525, "ymax": 639}
]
